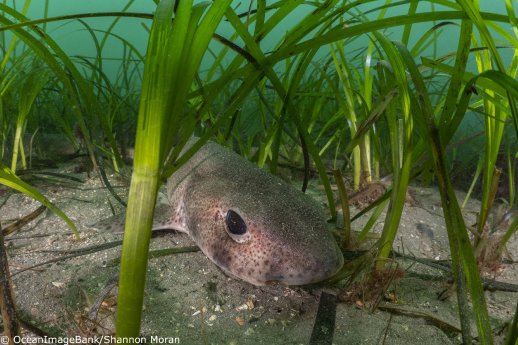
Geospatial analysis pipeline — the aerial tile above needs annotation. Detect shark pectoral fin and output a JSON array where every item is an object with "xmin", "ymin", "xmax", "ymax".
[
  {"xmin": 88, "ymin": 202, "xmax": 188, "ymax": 234},
  {"xmin": 152, "ymin": 203, "xmax": 189, "ymax": 234}
]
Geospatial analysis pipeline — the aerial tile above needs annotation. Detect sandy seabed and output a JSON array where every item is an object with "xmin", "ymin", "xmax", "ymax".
[{"xmin": 0, "ymin": 164, "xmax": 516, "ymax": 345}]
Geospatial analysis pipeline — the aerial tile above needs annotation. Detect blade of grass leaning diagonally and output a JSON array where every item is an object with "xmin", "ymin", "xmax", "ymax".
[
  {"xmin": 268, "ymin": 10, "xmax": 510, "ymax": 63},
  {"xmin": 223, "ymin": 5, "xmax": 338, "ymax": 217},
  {"xmin": 457, "ymin": 0, "xmax": 518, "ymax": 243},
  {"xmin": 0, "ymin": 5, "xmax": 130, "ymax": 228},
  {"xmin": 0, "ymin": 0, "xmax": 30, "ymax": 74},
  {"xmin": 437, "ymin": 19, "xmax": 473, "ymax": 133},
  {"xmin": 0, "ymin": 164, "xmax": 79, "ymax": 238},
  {"xmin": 394, "ymin": 41, "xmax": 493, "ymax": 345},
  {"xmin": 116, "ymin": 0, "xmax": 231, "ymax": 336},
  {"xmin": 505, "ymin": 299, "xmax": 518, "ymax": 345},
  {"xmin": 11, "ymin": 65, "xmax": 49, "ymax": 172},
  {"xmin": 371, "ymin": 32, "xmax": 414, "ymax": 271},
  {"xmin": 0, "ymin": 5, "xmax": 102, "ymax": 171},
  {"xmin": 330, "ymin": 41, "xmax": 363, "ymax": 191}
]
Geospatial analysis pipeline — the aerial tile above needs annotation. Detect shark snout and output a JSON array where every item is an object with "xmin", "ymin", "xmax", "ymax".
[{"xmin": 263, "ymin": 242, "xmax": 344, "ymax": 286}]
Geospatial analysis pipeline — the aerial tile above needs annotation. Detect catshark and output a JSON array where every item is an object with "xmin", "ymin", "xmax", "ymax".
[{"xmin": 98, "ymin": 140, "xmax": 344, "ymax": 286}]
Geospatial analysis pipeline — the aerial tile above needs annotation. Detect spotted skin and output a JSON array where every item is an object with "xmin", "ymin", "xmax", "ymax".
[
  {"xmin": 163, "ymin": 140, "xmax": 344, "ymax": 286},
  {"xmin": 92, "ymin": 140, "xmax": 344, "ymax": 286}
]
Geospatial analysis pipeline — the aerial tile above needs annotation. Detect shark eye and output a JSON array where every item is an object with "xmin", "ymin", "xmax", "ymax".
[{"xmin": 226, "ymin": 210, "xmax": 247, "ymax": 235}]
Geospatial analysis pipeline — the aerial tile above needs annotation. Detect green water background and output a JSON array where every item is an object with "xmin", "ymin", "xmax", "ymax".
[
  {"xmin": 10, "ymin": 0, "xmax": 518, "ymax": 167},
  {"xmin": 18, "ymin": 1, "xmax": 515, "ymax": 82}
]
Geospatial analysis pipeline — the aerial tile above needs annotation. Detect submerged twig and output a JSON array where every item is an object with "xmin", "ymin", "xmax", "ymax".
[
  {"xmin": 395, "ymin": 252, "xmax": 518, "ymax": 292},
  {"xmin": 4, "ymin": 233, "xmax": 51, "ymax": 241},
  {"xmin": 378, "ymin": 302, "xmax": 461, "ymax": 334},
  {"xmin": 38, "ymin": 240, "xmax": 123, "ymax": 255},
  {"xmin": 16, "ymin": 170, "xmax": 84, "ymax": 183},
  {"xmin": 89, "ymin": 274, "xmax": 119, "ymax": 321},
  {"xmin": 10, "ymin": 238, "xmax": 199, "ymax": 281},
  {"xmin": 96, "ymin": 155, "xmax": 127, "ymax": 207},
  {"xmin": 3, "ymin": 205, "xmax": 47, "ymax": 236}
]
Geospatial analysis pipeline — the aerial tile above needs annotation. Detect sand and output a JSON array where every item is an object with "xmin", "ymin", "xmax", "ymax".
[{"xmin": 0, "ymin": 163, "xmax": 516, "ymax": 345}]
